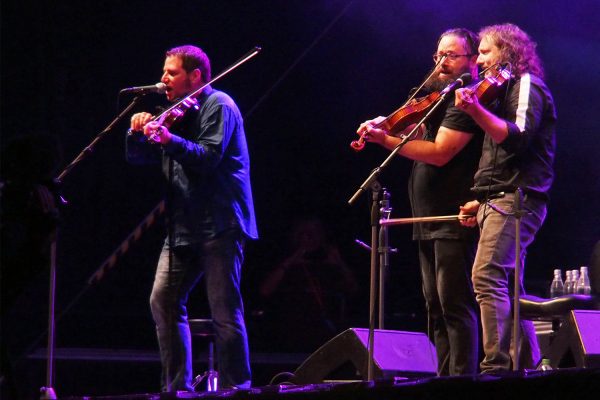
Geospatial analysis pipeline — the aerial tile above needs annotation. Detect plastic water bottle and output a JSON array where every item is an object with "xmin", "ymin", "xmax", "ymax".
[
  {"xmin": 572, "ymin": 270, "xmax": 580, "ymax": 294},
  {"xmin": 576, "ymin": 266, "xmax": 591, "ymax": 295},
  {"xmin": 564, "ymin": 270, "xmax": 573, "ymax": 294},
  {"xmin": 550, "ymin": 269, "xmax": 564, "ymax": 298},
  {"xmin": 537, "ymin": 358, "xmax": 553, "ymax": 371}
]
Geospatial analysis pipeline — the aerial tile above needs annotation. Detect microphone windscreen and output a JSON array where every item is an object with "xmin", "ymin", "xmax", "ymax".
[
  {"xmin": 459, "ymin": 73, "xmax": 472, "ymax": 86},
  {"xmin": 155, "ymin": 82, "xmax": 167, "ymax": 93}
]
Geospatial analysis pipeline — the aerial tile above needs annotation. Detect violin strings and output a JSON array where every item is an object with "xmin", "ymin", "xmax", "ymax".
[{"xmin": 478, "ymin": 62, "xmax": 500, "ymax": 77}]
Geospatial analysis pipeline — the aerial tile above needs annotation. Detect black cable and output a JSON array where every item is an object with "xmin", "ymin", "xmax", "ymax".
[{"xmin": 268, "ymin": 371, "xmax": 295, "ymax": 385}]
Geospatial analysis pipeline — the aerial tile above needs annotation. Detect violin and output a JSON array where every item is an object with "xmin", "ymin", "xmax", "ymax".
[
  {"xmin": 350, "ymin": 90, "xmax": 441, "ymax": 151},
  {"xmin": 147, "ymin": 95, "xmax": 201, "ymax": 142},
  {"xmin": 351, "ymin": 65, "xmax": 511, "ymax": 151},
  {"xmin": 467, "ymin": 64, "xmax": 511, "ymax": 104}
]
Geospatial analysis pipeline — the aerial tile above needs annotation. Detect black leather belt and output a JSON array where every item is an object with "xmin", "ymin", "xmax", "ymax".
[
  {"xmin": 476, "ymin": 190, "xmax": 546, "ymax": 203},
  {"xmin": 476, "ymin": 191, "xmax": 505, "ymax": 203}
]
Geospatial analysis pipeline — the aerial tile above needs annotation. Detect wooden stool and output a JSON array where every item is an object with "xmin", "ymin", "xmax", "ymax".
[{"xmin": 189, "ymin": 318, "xmax": 218, "ymax": 391}]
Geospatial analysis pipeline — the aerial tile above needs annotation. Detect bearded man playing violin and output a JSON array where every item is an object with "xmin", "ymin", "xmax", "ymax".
[
  {"xmin": 455, "ymin": 23, "xmax": 556, "ymax": 374},
  {"xmin": 127, "ymin": 45, "xmax": 257, "ymax": 391},
  {"xmin": 358, "ymin": 28, "xmax": 483, "ymax": 376}
]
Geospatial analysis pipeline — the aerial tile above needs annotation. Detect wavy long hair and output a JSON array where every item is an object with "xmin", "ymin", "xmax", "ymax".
[{"xmin": 479, "ymin": 23, "xmax": 544, "ymax": 79}]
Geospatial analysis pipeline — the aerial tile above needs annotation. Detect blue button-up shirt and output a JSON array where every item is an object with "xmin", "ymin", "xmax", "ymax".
[{"xmin": 126, "ymin": 85, "xmax": 258, "ymax": 245}]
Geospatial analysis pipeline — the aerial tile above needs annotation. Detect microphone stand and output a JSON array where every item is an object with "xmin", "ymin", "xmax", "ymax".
[
  {"xmin": 367, "ymin": 181, "xmax": 380, "ymax": 381},
  {"xmin": 512, "ymin": 188, "xmax": 524, "ymax": 371},
  {"xmin": 39, "ymin": 95, "xmax": 146, "ymax": 400},
  {"xmin": 348, "ymin": 89, "xmax": 453, "ymax": 382}
]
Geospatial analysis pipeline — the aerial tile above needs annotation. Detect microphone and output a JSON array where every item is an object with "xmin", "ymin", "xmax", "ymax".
[
  {"xmin": 440, "ymin": 73, "xmax": 472, "ymax": 95},
  {"xmin": 120, "ymin": 82, "xmax": 167, "ymax": 95}
]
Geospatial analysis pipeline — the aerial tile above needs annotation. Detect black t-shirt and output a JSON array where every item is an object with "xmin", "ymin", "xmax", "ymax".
[
  {"xmin": 408, "ymin": 93, "xmax": 484, "ymax": 240},
  {"xmin": 472, "ymin": 74, "xmax": 556, "ymax": 200}
]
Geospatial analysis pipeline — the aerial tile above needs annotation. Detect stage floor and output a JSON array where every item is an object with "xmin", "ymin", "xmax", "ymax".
[
  {"xmin": 9, "ymin": 346, "xmax": 600, "ymax": 399},
  {"xmin": 56, "ymin": 368, "xmax": 600, "ymax": 400}
]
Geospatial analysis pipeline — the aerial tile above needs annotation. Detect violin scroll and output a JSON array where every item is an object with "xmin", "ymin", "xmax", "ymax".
[{"xmin": 350, "ymin": 132, "xmax": 367, "ymax": 151}]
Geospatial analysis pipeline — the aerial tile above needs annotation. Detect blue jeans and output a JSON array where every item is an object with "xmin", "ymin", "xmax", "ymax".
[
  {"xmin": 419, "ymin": 238, "xmax": 479, "ymax": 375},
  {"xmin": 150, "ymin": 229, "xmax": 251, "ymax": 391},
  {"xmin": 473, "ymin": 193, "xmax": 544, "ymax": 372}
]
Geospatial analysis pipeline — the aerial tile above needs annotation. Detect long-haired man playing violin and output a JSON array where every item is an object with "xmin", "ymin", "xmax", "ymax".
[
  {"xmin": 127, "ymin": 45, "xmax": 257, "ymax": 391},
  {"xmin": 358, "ymin": 28, "xmax": 483, "ymax": 376},
  {"xmin": 455, "ymin": 23, "xmax": 556, "ymax": 373}
]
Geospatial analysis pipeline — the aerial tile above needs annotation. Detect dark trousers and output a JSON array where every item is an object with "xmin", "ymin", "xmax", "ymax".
[
  {"xmin": 150, "ymin": 229, "xmax": 251, "ymax": 391},
  {"xmin": 418, "ymin": 238, "xmax": 479, "ymax": 375}
]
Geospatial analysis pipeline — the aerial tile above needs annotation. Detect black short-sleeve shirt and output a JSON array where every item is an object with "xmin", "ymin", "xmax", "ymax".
[{"xmin": 408, "ymin": 93, "xmax": 484, "ymax": 240}]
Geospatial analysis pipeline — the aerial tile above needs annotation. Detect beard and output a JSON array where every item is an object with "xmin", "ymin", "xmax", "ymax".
[{"xmin": 423, "ymin": 69, "xmax": 465, "ymax": 92}]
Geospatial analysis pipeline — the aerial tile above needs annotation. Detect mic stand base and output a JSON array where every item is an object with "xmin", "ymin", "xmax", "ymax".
[{"xmin": 40, "ymin": 387, "xmax": 57, "ymax": 400}]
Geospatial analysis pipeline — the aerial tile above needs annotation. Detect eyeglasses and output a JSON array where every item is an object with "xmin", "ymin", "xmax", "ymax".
[{"xmin": 432, "ymin": 53, "xmax": 474, "ymax": 63}]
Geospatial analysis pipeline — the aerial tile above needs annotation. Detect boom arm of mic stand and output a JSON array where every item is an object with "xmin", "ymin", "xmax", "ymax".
[
  {"xmin": 58, "ymin": 96, "xmax": 144, "ymax": 182},
  {"xmin": 347, "ymin": 92, "xmax": 450, "ymax": 206}
]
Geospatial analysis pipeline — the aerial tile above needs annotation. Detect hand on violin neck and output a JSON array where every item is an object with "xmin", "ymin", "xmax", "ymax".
[
  {"xmin": 357, "ymin": 117, "xmax": 388, "ymax": 145},
  {"xmin": 143, "ymin": 121, "xmax": 172, "ymax": 145}
]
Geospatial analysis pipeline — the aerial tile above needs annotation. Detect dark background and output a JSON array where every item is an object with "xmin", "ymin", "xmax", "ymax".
[{"xmin": 2, "ymin": 0, "xmax": 599, "ymax": 396}]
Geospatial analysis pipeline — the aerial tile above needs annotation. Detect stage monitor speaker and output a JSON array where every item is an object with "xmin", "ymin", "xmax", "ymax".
[
  {"xmin": 292, "ymin": 328, "xmax": 437, "ymax": 384},
  {"xmin": 549, "ymin": 310, "xmax": 600, "ymax": 368}
]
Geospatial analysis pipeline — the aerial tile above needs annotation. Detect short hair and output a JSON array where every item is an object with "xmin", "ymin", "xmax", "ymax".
[
  {"xmin": 479, "ymin": 23, "xmax": 544, "ymax": 79},
  {"xmin": 165, "ymin": 45, "xmax": 211, "ymax": 82},
  {"xmin": 437, "ymin": 28, "xmax": 480, "ymax": 56}
]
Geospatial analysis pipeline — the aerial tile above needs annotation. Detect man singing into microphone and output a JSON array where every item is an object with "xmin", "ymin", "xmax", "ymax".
[
  {"xmin": 358, "ymin": 28, "xmax": 483, "ymax": 376},
  {"xmin": 455, "ymin": 23, "xmax": 556, "ymax": 373},
  {"xmin": 127, "ymin": 45, "xmax": 257, "ymax": 391}
]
